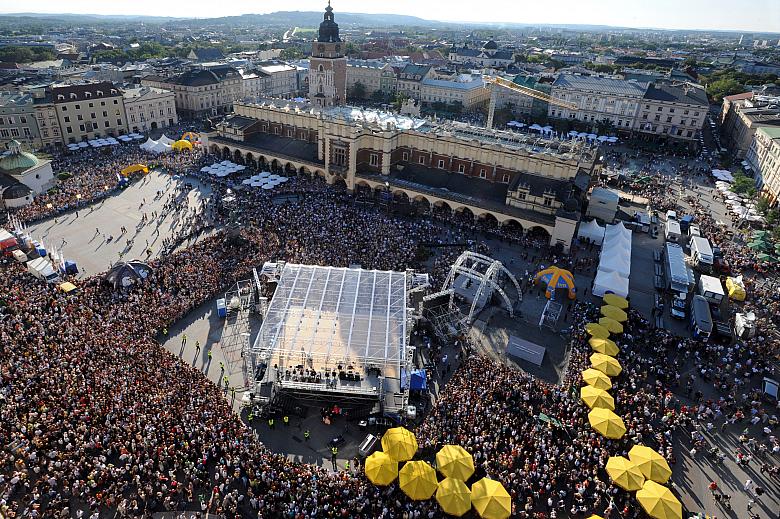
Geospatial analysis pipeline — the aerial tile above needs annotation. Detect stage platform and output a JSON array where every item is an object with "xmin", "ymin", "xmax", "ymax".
[{"xmin": 249, "ymin": 262, "xmax": 415, "ymax": 413}]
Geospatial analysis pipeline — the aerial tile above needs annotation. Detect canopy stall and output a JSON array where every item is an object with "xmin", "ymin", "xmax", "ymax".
[
  {"xmin": 577, "ymin": 219, "xmax": 605, "ymax": 245},
  {"xmin": 592, "ymin": 269, "xmax": 629, "ymax": 298}
]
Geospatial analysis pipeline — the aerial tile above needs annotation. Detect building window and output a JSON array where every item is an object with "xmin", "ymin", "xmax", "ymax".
[
  {"xmin": 333, "ymin": 146, "xmax": 347, "ymax": 166},
  {"xmin": 402, "ymin": 151, "xmax": 409, "ymax": 161},
  {"xmin": 543, "ymin": 196, "xmax": 553, "ymax": 207},
  {"xmin": 419, "ymin": 156, "xmax": 425, "ymax": 165},
  {"xmin": 66, "ymin": 126, "xmax": 72, "ymax": 133},
  {"xmin": 437, "ymin": 159, "xmax": 445, "ymax": 169},
  {"xmin": 457, "ymin": 164, "xmax": 465, "ymax": 173},
  {"xmin": 64, "ymin": 116, "xmax": 70, "ymax": 123},
  {"xmin": 369, "ymin": 153, "xmax": 379, "ymax": 166},
  {"xmin": 502, "ymin": 174, "xmax": 510, "ymax": 183},
  {"xmin": 274, "ymin": 127, "xmax": 280, "ymax": 135},
  {"xmin": 479, "ymin": 169, "xmax": 486, "ymax": 178}
]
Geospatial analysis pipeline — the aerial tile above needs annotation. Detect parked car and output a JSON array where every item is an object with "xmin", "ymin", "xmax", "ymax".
[{"xmin": 670, "ymin": 295, "xmax": 687, "ymax": 319}]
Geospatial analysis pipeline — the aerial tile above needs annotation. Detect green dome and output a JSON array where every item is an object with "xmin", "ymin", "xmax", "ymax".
[{"xmin": 0, "ymin": 140, "xmax": 38, "ymax": 173}]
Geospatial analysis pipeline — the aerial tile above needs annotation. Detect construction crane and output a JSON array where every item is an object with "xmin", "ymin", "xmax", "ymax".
[{"xmin": 483, "ymin": 75, "xmax": 578, "ymax": 129}]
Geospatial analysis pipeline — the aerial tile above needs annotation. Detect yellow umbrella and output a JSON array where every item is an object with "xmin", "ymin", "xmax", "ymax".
[
  {"xmin": 364, "ymin": 451, "xmax": 398, "ymax": 486},
  {"xmin": 580, "ymin": 385, "xmax": 615, "ymax": 410},
  {"xmin": 603, "ymin": 293, "xmax": 629, "ymax": 309},
  {"xmin": 587, "ymin": 516, "xmax": 605, "ymax": 519},
  {"xmin": 599, "ymin": 316, "xmax": 624, "ymax": 334},
  {"xmin": 435, "ymin": 444, "xmax": 475, "ymax": 481},
  {"xmin": 581, "ymin": 368, "xmax": 612, "ymax": 390},
  {"xmin": 588, "ymin": 337, "xmax": 619, "ymax": 356},
  {"xmin": 471, "ymin": 478, "xmax": 512, "ymax": 519},
  {"xmin": 586, "ymin": 322, "xmax": 610, "ymax": 339},
  {"xmin": 601, "ymin": 305, "xmax": 628, "ymax": 322},
  {"xmin": 590, "ymin": 353, "xmax": 623, "ymax": 377},
  {"xmin": 435, "ymin": 477, "xmax": 472, "ymax": 517},
  {"xmin": 588, "ymin": 408, "xmax": 626, "ymax": 439},
  {"xmin": 605, "ymin": 456, "xmax": 645, "ymax": 491},
  {"xmin": 636, "ymin": 480, "xmax": 682, "ymax": 519},
  {"xmin": 398, "ymin": 460, "xmax": 438, "ymax": 501},
  {"xmin": 381, "ymin": 427, "xmax": 418, "ymax": 461},
  {"xmin": 628, "ymin": 445, "xmax": 672, "ymax": 484}
]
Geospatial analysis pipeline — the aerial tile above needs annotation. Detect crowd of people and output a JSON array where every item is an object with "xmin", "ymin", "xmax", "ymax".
[{"xmin": 2, "ymin": 135, "xmax": 779, "ymax": 518}]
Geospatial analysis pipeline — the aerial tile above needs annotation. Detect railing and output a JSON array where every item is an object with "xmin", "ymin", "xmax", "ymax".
[{"xmin": 278, "ymin": 379, "xmax": 379, "ymax": 396}]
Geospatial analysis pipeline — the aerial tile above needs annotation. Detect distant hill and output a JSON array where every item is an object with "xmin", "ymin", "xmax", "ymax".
[{"xmin": 194, "ymin": 11, "xmax": 440, "ymax": 28}]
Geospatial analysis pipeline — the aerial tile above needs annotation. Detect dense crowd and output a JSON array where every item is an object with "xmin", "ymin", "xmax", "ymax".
[{"xmin": 2, "ymin": 137, "xmax": 779, "ymax": 518}]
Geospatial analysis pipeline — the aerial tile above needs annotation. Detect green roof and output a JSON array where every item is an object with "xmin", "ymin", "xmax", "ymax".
[
  {"xmin": 0, "ymin": 140, "xmax": 38, "ymax": 173},
  {"xmin": 758, "ymin": 126, "xmax": 780, "ymax": 140}
]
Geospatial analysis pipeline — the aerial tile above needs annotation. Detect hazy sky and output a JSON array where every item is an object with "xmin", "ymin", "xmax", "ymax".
[{"xmin": 0, "ymin": 0, "xmax": 778, "ymax": 33}]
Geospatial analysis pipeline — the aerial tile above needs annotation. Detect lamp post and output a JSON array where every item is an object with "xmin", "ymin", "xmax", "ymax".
[{"xmin": 385, "ymin": 181, "xmax": 390, "ymax": 213}]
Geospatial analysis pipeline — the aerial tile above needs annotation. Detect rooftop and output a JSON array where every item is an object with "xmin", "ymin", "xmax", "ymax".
[
  {"xmin": 644, "ymin": 82, "xmax": 708, "ymax": 106},
  {"xmin": 553, "ymin": 74, "xmax": 648, "ymax": 97},
  {"xmin": 758, "ymin": 126, "xmax": 780, "ymax": 139},
  {"xmin": 251, "ymin": 263, "xmax": 407, "ymax": 378},
  {"xmin": 420, "ymin": 77, "xmax": 485, "ymax": 90}
]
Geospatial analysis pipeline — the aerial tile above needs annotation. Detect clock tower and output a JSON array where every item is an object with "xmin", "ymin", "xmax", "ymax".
[{"xmin": 309, "ymin": 1, "xmax": 347, "ymax": 107}]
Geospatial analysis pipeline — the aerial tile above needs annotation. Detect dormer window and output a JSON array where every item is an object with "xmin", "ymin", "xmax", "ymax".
[
  {"xmin": 70, "ymin": 93, "xmax": 77, "ymax": 99},
  {"xmin": 57, "ymin": 94, "xmax": 65, "ymax": 101},
  {"xmin": 85, "ymin": 92, "xmax": 91, "ymax": 98}
]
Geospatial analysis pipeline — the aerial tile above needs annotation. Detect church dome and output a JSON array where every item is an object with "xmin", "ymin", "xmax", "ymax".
[
  {"xmin": 0, "ymin": 140, "xmax": 38, "ymax": 174},
  {"xmin": 483, "ymin": 40, "xmax": 498, "ymax": 50},
  {"xmin": 2, "ymin": 183, "xmax": 32, "ymax": 200},
  {"xmin": 317, "ymin": 1, "xmax": 341, "ymax": 43}
]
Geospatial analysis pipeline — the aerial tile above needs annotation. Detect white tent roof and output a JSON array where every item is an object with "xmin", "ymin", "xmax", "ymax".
[
  {"xmin": 577, "ymin": 219, "xmax": 605, "ymax": 245},
  {"xmin": 149, "ymin": 141, "xmax": 171, "ymax": 154},
  {"xmin": 592, "ymin": 269, "xmax": 629, "ymax": 298},
  {"xmin": 157, "ymin": 134, "xmax": 175, "ymax": 145},
  {"xmin": 140, "ymin": 138, "xmax": 158, "ymax": 151},
  {"xmin": 598, "ymin": 251, "xmax": 631, "ymax": 276}
]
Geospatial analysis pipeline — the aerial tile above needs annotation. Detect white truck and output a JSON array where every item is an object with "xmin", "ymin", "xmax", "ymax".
[
  {"xmin": 27, "ymin": 257, "xmax": 60, "ymax": 283},
  {"xmin": 698, "ymin": 275, "xmax": 725, "ymax": 304},
  {"xmin": 690, "ymin": 236, "xmax": 714, "ymax": 272},
  {"xmin": 665, "ymin": 219, "xmax": 682, "ymax": 242}
]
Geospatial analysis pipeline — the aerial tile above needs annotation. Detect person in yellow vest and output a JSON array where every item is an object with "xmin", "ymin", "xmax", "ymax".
[
  {"xmin": 283, "ymin": 415, "xmax": 289, "ymax": 426},
  {"xmin": 304, "ymin": 430, "xmax": 310, "ymax": 441},
  {"xmin": 268, "ymin": 418, "xmax": 275, "ymax": 429}
]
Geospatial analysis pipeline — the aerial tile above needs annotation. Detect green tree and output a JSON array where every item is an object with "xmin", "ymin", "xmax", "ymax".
[
  {"xmin": 755, "ymin": 196, "xmax": 771, "ymax": 215},
  {"xmin": 765, "ymin": 208, "xmax": 779, "ymax": 226},
  {"xmin": 349, "ymin": 81, "xmax": 367, "ymax": 100},
  {"xmin": 708, "ymin": 78, "xmax": 744, "ymax": 103},
  {"xmin": 279, "ymin": 47, "xmax": 305, "ymax": 60},
  {"xmin": 731, "ymin": 172, "xmax": 757, "ymax": 196},
  {"xmin": 596, "ymin": 118, "xmax": 616, "ymax": 135},
  {"xmin": 392, "ymin": 92, "xmax": 410, "ymax": 111}
]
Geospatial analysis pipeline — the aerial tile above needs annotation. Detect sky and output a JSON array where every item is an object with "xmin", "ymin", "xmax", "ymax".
[{"xmin": 0, "ymin": 0, "xmax": 778, "ymax": 33}]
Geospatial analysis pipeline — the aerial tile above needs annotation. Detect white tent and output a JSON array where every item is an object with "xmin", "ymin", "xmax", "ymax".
[
  {"xmin": 577, "ymin": 219, "xmax": 605, "ymax": 245},
  {"xmin": 598, "ymin": 251, "xmax": 631, "ymax": 277},
  {"xmin": 140, "ymin": 138, "xmax": 158, "ymax": 151},
  {"xmin": 149, "ymin": 141, "xmax": 172, "ymax": 154},
  {"xmin": 592, "ymin": 269, "xmax": 629, "ymax": 298},
  {"xmin": 157, "ymin": 134, "xmax": 175, "ymax": 146}
]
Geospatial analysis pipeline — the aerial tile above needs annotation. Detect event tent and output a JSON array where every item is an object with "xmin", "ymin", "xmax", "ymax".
[
  {"xmin": 577, "ymin": 219, "xmax": 605, "ymax": 245},
  {"xmin": 598, "ymin": 252, "xmax": 630, "ymax": 277},
  {"xmin": 592, "ymin": 269, "xmax": 629, "ymax": 298},
  {"xmin": 157, "ymin": 134, "xmax": 175, "ymax": 146}
]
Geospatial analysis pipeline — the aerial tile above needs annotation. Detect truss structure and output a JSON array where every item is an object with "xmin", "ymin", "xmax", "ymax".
[
  {"xmin": 539, "ymin": 299, "xmax": 563, "ymax": 331},
  {"xmin": 220, "ymin": 279, "xmax": 255, "ymax": 382},
  {"xmin": 423, "ymin": 289, "xmax": 469, "ymax": 342},
  {"xmin": 443, "ymin": 251, "xmax": 522, "ymax": 324}
]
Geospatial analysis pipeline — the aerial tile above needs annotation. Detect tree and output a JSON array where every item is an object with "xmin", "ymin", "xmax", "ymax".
[
  {"xmin": 596, "ymin": 118, "xmax": 616, "ymax": 135},
  {"xmin": 765, "ymin": 208, "xmax": 779, "ymax": 226},
  {"xmin": 279, "ymin": 47, "xmax": 305, "ymax": 60},
  {"xmin": 392, "ymin": 92, "xmax": 410, "ymax": 111},
  {"xmin": 449, "ymin": 101, "xmax": 464, "ymax": 115},
  {"xmin": 730, "ymin": 172, "xmax": 757, "ymax": 196},
  {"xmin": 0, "ymin": 45, "xmax": 55, "ymax": 63},
  {"xmin": 708, "ymin": 78, "xmax": 744, "ymax": 103},
  {"xmin": 349, "ymin": 81, "xmax": 367, "ymax": 100},
  {"xmin": 371, "ymin": 90, "xmax": 387, "ymax": 103},
  {"xmin": 755, "ymin": 196, "xmax": 771, "ymax": 215}
]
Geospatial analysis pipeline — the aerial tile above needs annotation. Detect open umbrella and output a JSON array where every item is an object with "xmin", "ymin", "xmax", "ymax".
[
  {"xmin": 605, "ymin": 456, "xmax": 645, "ymax": 491},
  {"xmin": 588, "ymin": 408, "xmax": 626, "ymax": 439},
  {"xmin": 364, "ymin": 451, "xmax": 398, "ymax": 486},
  {"xmin": 580, "ymin": 385, "xmax": 615, "ymax": 410},
  {"xmin": 586, "ymin": 323, "xmax": 610, "ymax": 339},
  {"xmin": 435, "ymin": 478, "xmax": 471, "ymax": 517},
  {"xmin": 603, "ymin": 293, "xmax": 629, "ymax": 309},
  {"xmin": 590, "ymin": 353, "xmax": 622, "ymax": 377},
  {"xmin": 399, "ymin": 461, "xmax": 438, "ymax": 501},
  {"xmin": 589, "ymin": 337, "xmax": 619, "ymax": 356},
  {"xmin": 581, "ymin": 368, "xmax": 612, "ymax": 390},
  {"xmin": 628, "ymin": 445, "xmax": 672, "ymax": 483},
  {"xmin": 599, "ymin": 317, "xmax": 624, "ymax": 334},
  {"xmin": 636, "ymin": 480, "xmax": 682, "ymax": 519},
  {"xmin": 601, "ymin": 305, "xmax": 628, "ymax": 322},
  {"xmin": 435, "ymin": 445, "xmax": 474, "ymax": 481},
  {"xmin": 747, "ymin": 240, "xmax": 770, "ymax": 251},
  {"xmin": 471, "ymin": 478, "xmax": 512, "ymax": 519},
  {"xmin": 757, "ymin": 253, "xmax": 777, "ymax": 262},
  {"xmin": 381, "ymin": 427, "xmax": 418, "ymax": 462}
]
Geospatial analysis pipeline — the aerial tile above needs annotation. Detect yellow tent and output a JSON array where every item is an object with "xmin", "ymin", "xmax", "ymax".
[
  {"xmin": 181, "ymin": 131, "xmax": 199, "ymax": 142},
  {"xmin": 603, "ymin": 293, "xmax": 629, "ymax": 309},
  {"xmin": 364, "ymin": 451, "xmax": 398, "ymax": 486},
  {"xmin": 381, "ymin": 427, "xmax": 418, "ymax": 461},
  {"xmin": 599, "ymin": 316, "xmax": 624, "ymax": 334},
  {"xmin": 172, "ymin": 139, "xmax": 193, "ymax": 151},
  {"xmin": 120, "ymin": 164, "xmax": 149, "ymax": 176},
  {"xmin": 725, "ymin": 276, "xmax": 746, "ymax": 301},
  {"xmin": 581, "ymin": 368, "xmax": 612, "ymax": 390},
  {"xmin": 435, "ymin": 477, "xmax": 472, "ymax": 517},
  {"xmin": 398, "ymin": 461, "xmax": 438, "ymax": 501},
  {"xmin": 471, "ymin": 478, "xmax": 512, "ymax": 519},
  {"xmin": 605, "ymin": 456, "xmax": 645, "ymax": 491},
  {"xmin": 58, "ymin": 281, "xmax": 77, "ymax": 293},
  {"xmin": 586, "ymin": 322, "xmax": 610, "ymax": 339},
  {"xmin": 636, "ymin": 480, "xmax": 682, "ymax": 519},
  {"xmin": 590, "ymin": 353, "xmax": 622, "ymax": 377},
  {"xmin": 580, "ymin": 385, "xmax": 615, "ymax": 410},
  {"xmin": 600, "ymin": 305, "xmax": 628, "ymax": 322},
  {"xmin": 587, "ymin": 408, "xmax": 626, "ymax": 439},
  {"xmin": 586, "ymin": 516, "xmax": 606, "ymax": 519},
  {"xmin": 589, "ymin": 337, "xmax": 619, "ymax": 356},
  {"xmin": 628, "ymin": 445, "xmax": 672, "ymax": 484},
  {"xmin": 435, "ymin": 444, "xmax": 475, "ymax": 481}
]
